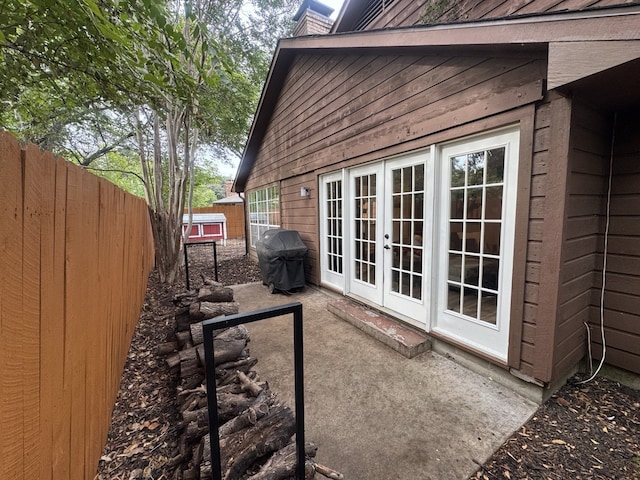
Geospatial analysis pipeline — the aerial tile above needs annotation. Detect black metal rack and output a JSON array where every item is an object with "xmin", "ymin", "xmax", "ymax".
[{"xmin": 202, "ymin": 302, "xmax": 306, "ymax": 480}]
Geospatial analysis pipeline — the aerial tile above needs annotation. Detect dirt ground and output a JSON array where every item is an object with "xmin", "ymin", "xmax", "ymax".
[{"xmin": 96, "ymin": 242, "xmax": 640, "ymax": 480}]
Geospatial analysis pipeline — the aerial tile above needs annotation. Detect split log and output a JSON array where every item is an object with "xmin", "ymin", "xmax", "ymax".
[
  {"xmin": 218, "ymin": 389, "xmax": 274, "ymax": 437},
  {"xmin": 210, "ymin": 338, "xmax": 247, "ymax": 365},
  {"xmin": 217, "ymin": 388, "xmax": 272, "ymax": 423},
  {"xmin": 169, "ymin": 338, "xmax": 247, "ymax": 372},
  {"xmin": 190, "ymin": 322, "xmax": 204, "ymax": 345},
  {"xmin": 182, "ymin": 405, "xmax": 208, "ymax": 425},
  {"xmin": 178, "ymin": 346, "xmax": 201, "ymax": 378},
  {"xmin": 219, "ymin": 405, "xmax": 297, "ymax": 480},
  {"xmin": 238, "ymin": 371, "xmax": 263, "ymax": 397},
  {"xmin": 181, "ymin": 374, "xmax": 205, "ymax": 390},
  {"xmin": 202, "ymin": 277, "xmax": 222, "ymax": 286},
  {"xmin": 166, "ymin": 353, "xmax": 181, "ymax": 369},
  {"xmin": 198, "ymin": 284, "xmax": 234, "ymax": 303},
  {"xmin": 189, "ymin": 301, "xmax": 239, "ymax": 321},
  {"xmin": 176, "ymin": 310, "xmax": 196, "ymax": 332},
  {"xmin": 246, "ymin": 442, "xmax": 318, "ymax": 480},
  {"xmin": 314, "ymin": 464, "xmax": 344, "ymax": 480},
  {"xmin": 156, "ymin": 341, "xmax": 178, "ymax": 355},
  {"xmin": 173, "ymin": 292, "xmax": 198, "ymax": 306},
  {"xmin": 176, "ymin": 330, "xmax": 193, "ymax": 349}
]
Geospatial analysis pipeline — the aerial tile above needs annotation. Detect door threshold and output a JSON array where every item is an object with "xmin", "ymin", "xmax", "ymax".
[{"xmin": 327, "ymin": 298, "xmax": 431, "ymax": 358}]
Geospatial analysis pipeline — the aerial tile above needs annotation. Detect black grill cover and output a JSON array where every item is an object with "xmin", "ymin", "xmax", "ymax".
[{"xmin": 256, "ymin": 229, "xmax": 308, "ymax": 292}]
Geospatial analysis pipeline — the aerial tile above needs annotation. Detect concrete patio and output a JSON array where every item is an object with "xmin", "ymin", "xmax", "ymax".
[{"xmin": 231, "ymin": 282, "xmax": 538, "ymax": 480}]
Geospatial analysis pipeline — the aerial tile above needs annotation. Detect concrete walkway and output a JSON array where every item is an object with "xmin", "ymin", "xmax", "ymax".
[{"xmin": 232, "ymin": 283, "xmax": 538, "ymax": 480}]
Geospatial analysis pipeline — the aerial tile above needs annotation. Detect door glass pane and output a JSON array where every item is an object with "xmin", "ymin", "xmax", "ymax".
[
  {"xmin": 414, "ymin": 164, "xmax": 424, "ymax": 191},
  {"xmin": 467, "ymin": 151, "xmax": 485, "ymax": 186},
  {"xmin": 464, "ymin": 256, "xmax": 480, "ymax": 286},
  {"xmin": 482, "ymin": 258, "xmax": 499, "ymax": 291},
  {"xmin": 484, "ymin": 223, "xmax": 501, "ymax": 255},
  {"xmin": 389, "ymin": 162, "xmax": 424, "ymax": 301},
  {"xmin": 480, "ymin": 294, "xmax": 498, "ymax": 325},
  {"xmin": 486, "ymin": 148, "xmax": 505, "ymax": 184},
  {"xmin": 451, "ymin": 156, "xmax": 466, "ymax": 187},
  {"xmin": 462, "ymin": 287, "xmax": 478, "ymax": 317},
  {"xmin": 466, "ymin": 188, "xmax": 482, "ymax": 219},
  {"xmin": 450, "ymin": 222, "xmax": 463, "ymax": 250},
  {"xmin": 450, "ymin": 190, "xmax": 464, "ymax": 219},
  {"xmin": 448, "ymin": 253, "xmax": 462, "ymax": 282},
  {"xmin": 414, "ymin": 193, "xmax": 424, "ymax": 220},
  {"xmin": 354, "ymin": 174, "xmax": 376, "ymax": 285},
  {"xmin": 485, "ymin": 186, "xmax": 503, "ymax": 220},
  {"xmin": 393, "ymin": 169, "xmax": 401, "ymax": 193},
  {"xmin": 447, "ymin": 288, "xmax": 460, "ymax": 312},
  {"xmin": 403, "ymin": 167, "xmax": 412, "ymax": 192},
  {"xmin": 325, "ymin": 179, "xmax": 343, "ymax": 276}
]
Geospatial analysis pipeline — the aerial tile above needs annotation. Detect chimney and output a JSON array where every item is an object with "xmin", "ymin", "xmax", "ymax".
[
  {"xmin": 293, "ymin": 0, "xmax": 334, "ymax": 36},
  {"xmin": 225, "ymin": 181, "xmax": 234, "ymax": 198}
]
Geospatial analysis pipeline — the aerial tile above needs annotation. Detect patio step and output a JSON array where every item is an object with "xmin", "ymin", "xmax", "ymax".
[{"xmin": 327, "ymin": 298, "xmax": 431, "ymax": 358}]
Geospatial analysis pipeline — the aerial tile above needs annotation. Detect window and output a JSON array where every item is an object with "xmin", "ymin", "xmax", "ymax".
[{"xmin": 248, "ymin": 185, "xmax": 280, "ymax": 246}]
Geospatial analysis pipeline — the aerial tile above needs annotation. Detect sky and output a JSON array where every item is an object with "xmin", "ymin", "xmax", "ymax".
[{"xmin": 219, "ymin": 0, "xmax": 346, "ymax": 179}]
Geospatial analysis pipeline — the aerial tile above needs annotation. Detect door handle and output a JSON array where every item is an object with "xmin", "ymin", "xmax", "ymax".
[{"xmin": 384, "ymin": 244, "xmax": 390, "ymax": 250}]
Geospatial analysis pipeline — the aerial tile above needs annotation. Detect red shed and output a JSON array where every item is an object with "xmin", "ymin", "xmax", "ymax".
[{"xmin": 182, "ymin": 213, "xmax": 227, "ymax": 244}]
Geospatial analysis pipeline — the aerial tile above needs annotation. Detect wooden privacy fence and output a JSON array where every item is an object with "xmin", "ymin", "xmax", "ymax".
[
  {"xmin": 0, "ymin": 133, "xmax": 155, "ymax": 479},
  {"xmin": 188, "ymin": 204, "xmax": 245, "ymax": 238}
]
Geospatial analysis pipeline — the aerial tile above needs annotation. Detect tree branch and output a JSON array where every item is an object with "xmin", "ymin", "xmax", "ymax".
[{"xmin": 79, "ymin": 131, "xmax": 136, "ymax": 166}]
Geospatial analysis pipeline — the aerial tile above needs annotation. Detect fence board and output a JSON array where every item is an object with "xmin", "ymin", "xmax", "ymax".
[
  {"xmin": 38, "ymin": 150, "xmax": 58, "ymax": 480},
  {"xmin": 1, "ymin": 133, "xmax": 25, "ymax": 478},
  {"xmin": 22, "ymin": 145, "xmax": 43, "ymax": 477},
  {"xmin": 0, "ymin": 132, "xmax": 154, "ymax": 479}
]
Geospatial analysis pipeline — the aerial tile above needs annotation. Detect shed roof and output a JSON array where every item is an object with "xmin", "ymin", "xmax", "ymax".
[
  {"xmin": 182, "ymin": 213, "xmax": 226, "ymax": 224},
  {"xmin": 233, "ymin": 4, "xmax": 640, "ymax": 192},
  {"xmin": 213, "ymin": 195, "xmax": 243, "ymax": 205}
]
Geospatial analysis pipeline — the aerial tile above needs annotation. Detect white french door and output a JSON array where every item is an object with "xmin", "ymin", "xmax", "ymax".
[
  {"xmin": 346, "ymin": 153, "xmax": 430, "ymax": 323},
  {"xmin": 348, "ymin": 164, "xmax": 384, "ymax": 304},
  {"xmin": 319, "ymin": 125, "xmax": 520, "ymax": 360}
]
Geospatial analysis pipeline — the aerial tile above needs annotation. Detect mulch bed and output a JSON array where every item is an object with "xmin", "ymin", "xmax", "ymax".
[
  {"xmin": 471, "ymin": 376, "xmax": 640, "ymax": 480},
  {"xmin": 96, "ymin": 245, "xmax": 639, "ymax": 480}
]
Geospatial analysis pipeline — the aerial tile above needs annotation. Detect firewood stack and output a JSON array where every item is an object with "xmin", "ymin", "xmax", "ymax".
[{"xmin": 159, "ymin": 277, "xmax": 343, "ymax": 480}]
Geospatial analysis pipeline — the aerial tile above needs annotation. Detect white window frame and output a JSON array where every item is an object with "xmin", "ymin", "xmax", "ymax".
[
  {"xmin": 248, "ymin": 185, "xmax": 280, "ymax": 247},
  {"xmin": 432, "ymin": 126, "xmax": 520, "ymax": 361}
]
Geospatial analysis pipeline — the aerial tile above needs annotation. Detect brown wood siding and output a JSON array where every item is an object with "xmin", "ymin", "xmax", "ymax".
[
  {"xmin": 519, "ymin": 98, "xmax": 551, "ymax": 378},
  {"xmin": 365, "ymin": 0, "xmax": 429, "ymax": 29},
  {"xmin": 552, "ymin": 100, "xmax": 610, "ymax": 380},
  {"xmin": 246, "ymin": 52, "xmax": 544, "ymax": 193},
  {"xmin": 281, "ymin": 173, "xmax": 320, "ymax": 284},
  {"xmin": 425, "ymin": 0, "xmax": 636, "ymax": 23},
  {"xmin": 590, "ymin": 111, "xmax": 640, "ymax": 374}
]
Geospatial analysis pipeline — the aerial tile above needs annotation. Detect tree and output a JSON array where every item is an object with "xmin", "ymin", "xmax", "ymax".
[{"xmin": 1, "ymin": 0, "xmax": 298, "ymax": 283}]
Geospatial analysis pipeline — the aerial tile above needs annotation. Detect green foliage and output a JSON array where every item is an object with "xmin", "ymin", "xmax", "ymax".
[
  {"xmin": 419, "ymin": 0, "xmax": 455, "ymax": 24},
  {"xmin": 89, "ymin": 151, "xmax": 146, "ymax": 198}
]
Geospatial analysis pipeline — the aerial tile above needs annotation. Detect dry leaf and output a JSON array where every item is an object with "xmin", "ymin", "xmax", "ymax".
[
  {"xmin": 551, "ymin": 439, "xmax": 566, "ymax": 445},
  {"xmin": 590, "ymin": 439, "xmax": 599, "ymax": 445},
  {"xmin": 503, "ymin": 470, "xmax": 511, "ymax": 479},
  {"xmin": 556, "ymin": 397, "xmax": 570, "ymax": 407}
]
